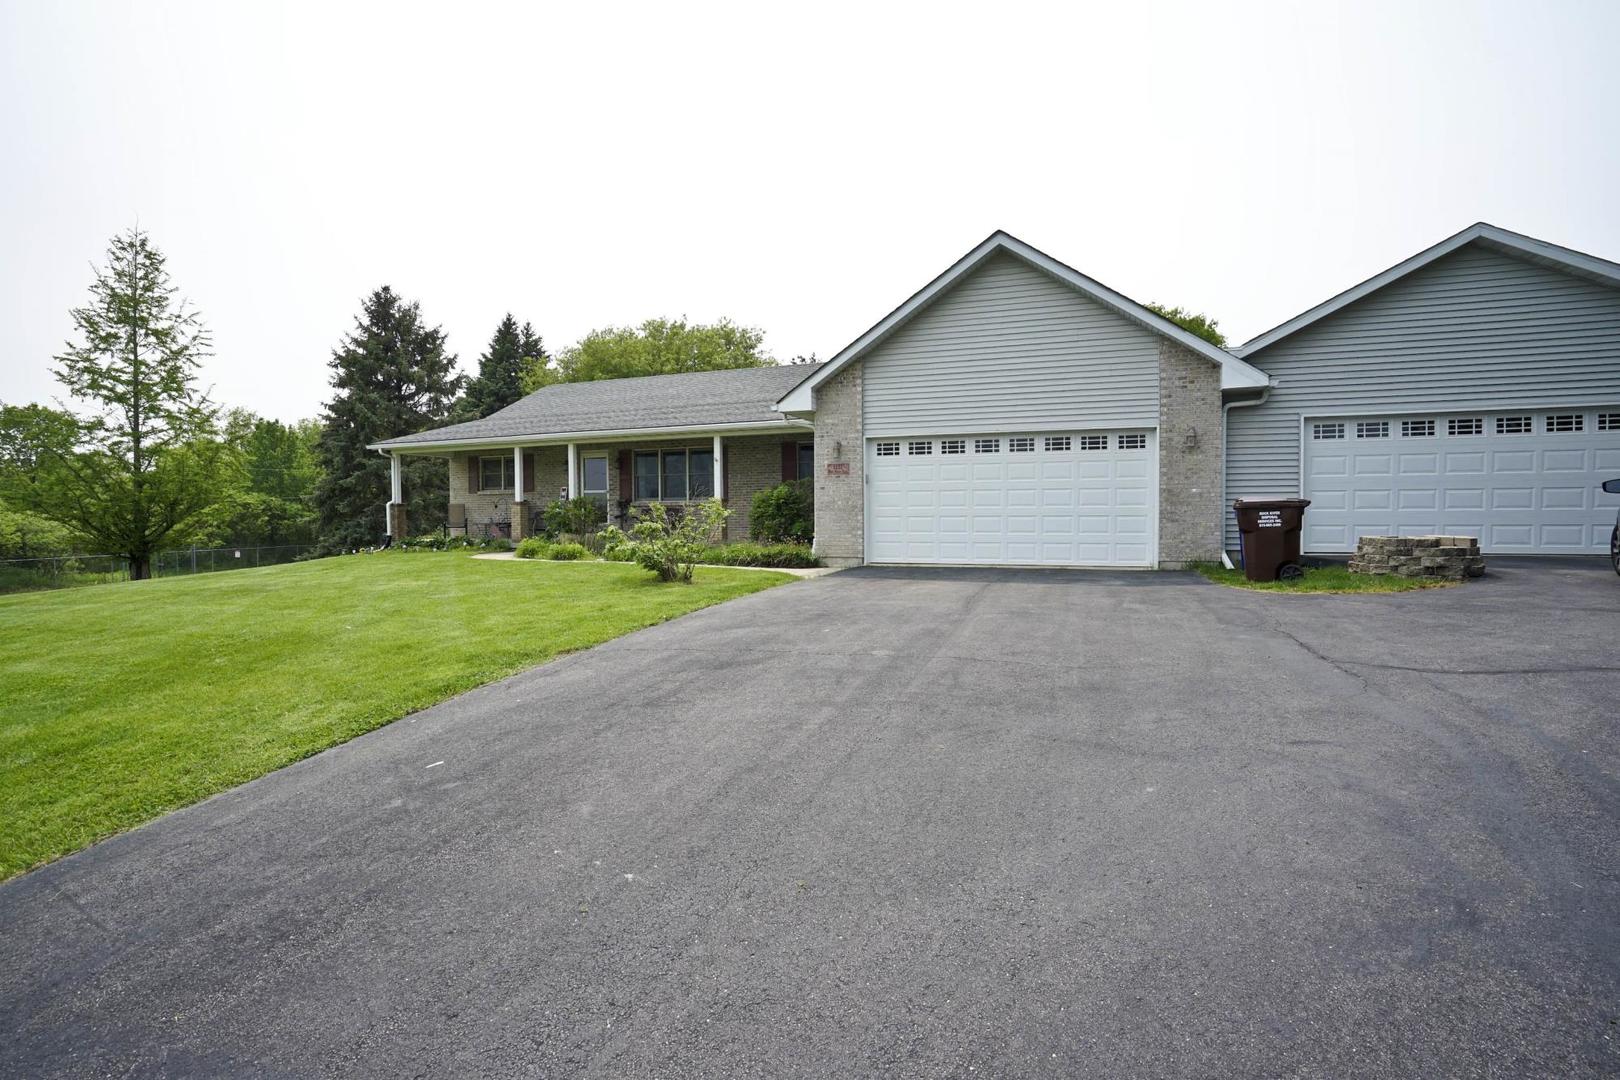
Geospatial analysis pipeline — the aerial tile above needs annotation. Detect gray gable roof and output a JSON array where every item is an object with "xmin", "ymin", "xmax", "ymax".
[{"xmin": 373, "ymin": 363, "xmax": 822, "ymax": 449}]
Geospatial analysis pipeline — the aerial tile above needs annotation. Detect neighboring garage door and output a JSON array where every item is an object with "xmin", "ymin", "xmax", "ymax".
[
  {"xmin": 1302, "ymin": 407, "xmax": 1620, "ymax": 554},
  {"xmin": 866, "ymin": 431, "xmax": 1157, "ymax": 566}
]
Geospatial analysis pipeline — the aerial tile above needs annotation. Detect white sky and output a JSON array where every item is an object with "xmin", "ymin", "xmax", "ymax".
[{"xmin": 3, "ymin": 0, "xmax": 1618, "ymax": 423}]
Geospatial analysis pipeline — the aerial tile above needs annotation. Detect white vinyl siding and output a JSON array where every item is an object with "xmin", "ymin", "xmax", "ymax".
[
  {"xmin": 861, "ymin": 252, "xmax": 1160, "ymax": 436},
  {"xmin": 1228, "ymin": 243, "xmax": 1620, "ymax": 549}
]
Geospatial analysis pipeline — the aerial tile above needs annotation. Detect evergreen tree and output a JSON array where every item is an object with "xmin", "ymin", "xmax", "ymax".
[
  {"xmin": 41, "ymin": 229, "xmax": 224, "ymax": 579},
  {"xmin": 314, "ymin": 287, "xmax": 462, "ymax": 549},
  {"xmin": 455, "ymin": 313, "xmax": 542, "ymax": 421}
]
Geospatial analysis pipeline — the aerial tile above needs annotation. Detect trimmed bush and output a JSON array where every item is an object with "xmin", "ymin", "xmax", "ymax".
[
  {"xmin": 596, "ymin": 524, "xmax": 634, "ymax": 562},
  {"xmin": 749, "ymin": 479, "xmax": 814, "ymax": 543},
  {"xmin": 701, "ymin": 543, "xmax": 818, "ymax": 568},
  {"xmin": 514, "ymin": 537, "xmax": 552, "ymax": 560},
  {"xmin": 547, "ymin": 542, "xmax": 591, "ymax": 561}
]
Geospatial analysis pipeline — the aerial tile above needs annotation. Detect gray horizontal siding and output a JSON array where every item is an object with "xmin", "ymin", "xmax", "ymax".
[
  {"xmin": 861, "ymin": 252, "xmax": 1160, "ymax": 436},
  {"xmin": 1226, "ymin": 243, "xmax": 1620, "ymax": 548}
]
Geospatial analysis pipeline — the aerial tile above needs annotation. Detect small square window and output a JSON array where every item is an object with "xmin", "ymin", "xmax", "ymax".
[
  {"xmin": 1400, "ymin": 419, "xmax": 1435, "ymax": 438},
  {"xmin": 1497, "ymin": 415, "xmax": 1532, "ymax": 435},
  {"xmin": 940, "ymin": 439, "xmax": 966, "ymax": 455},
  {"xmin": 1355, "ymin": 421, "xmax": 1389, "ymax": 439},
  {"xmin": 1044, "ymin": 436, "xmax": 1071, "ymax": 452},
  {"xmin": 1008, "ymin": 436, "xmax": 1035, "ymax": 452},
  {"xmin": 875, "ymin": 441, "xmax": 900, "ymax": 457},
  {"xmin": 1447, "ymin": 417, "xmax": 1483, "ymax": 437},
  {"xmin": 1598, "ymin": 413, "xmax": 1619, "ymax": 431},
  {"xmin": 1078, "ymin": 434, "xmax": 1108, "ymax": 450},
  {"xmin": 1312, "ymin": 422, "xmax": 1345, "ymax": 440},
  {"xmin": 1546, "ymin": 413, "xmax": 1584, "ymax": 433},
  {"xmin": 974, "ymin": 438, "xmax": 1000, "ymax": 453},
  {"xmin": 907, "ymin": 440, "xmax": 932, "ymax": 455},
  {"xmin": 1118, "ymin": 433, "xmax": 1147, "ymax": 450},
  {"xmin": 478, "ymin": 456, "xmax": 515, "ymax": 491}
]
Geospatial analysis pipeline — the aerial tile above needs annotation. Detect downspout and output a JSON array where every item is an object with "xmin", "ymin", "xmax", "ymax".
[{"xmin": 1220, "ymin": 386, "xmax": 1272, "ymax": 570}]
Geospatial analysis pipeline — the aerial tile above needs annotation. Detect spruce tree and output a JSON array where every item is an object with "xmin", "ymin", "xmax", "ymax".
[
  {"xmin": 455, "ymin": 313, "xmax": 540, "ymax": 421},
  {"xmin": 314, "ymin": 287, "xmax": 462, "ymax": 549}
]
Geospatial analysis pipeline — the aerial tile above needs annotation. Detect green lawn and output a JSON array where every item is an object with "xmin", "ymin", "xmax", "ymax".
[
  {"xmin": 1193, "ymin": 562, "xmax": 1460, "ymax": 593},
  {"xmin": 0, "ymin": 552, "xmax": 789, "ymax": 879}
]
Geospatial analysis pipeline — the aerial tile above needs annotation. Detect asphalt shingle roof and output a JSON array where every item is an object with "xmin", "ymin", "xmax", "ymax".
[{"xmin": 373, "ymin": 363, "xmax": 822, "ymax": 448}]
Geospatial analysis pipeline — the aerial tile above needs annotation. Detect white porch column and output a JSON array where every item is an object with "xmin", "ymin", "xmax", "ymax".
[
  {"xmin": 390, "ymin": 453, "xmax": 403, "ymax": 504},
  {"xmin": 712, "ymin": 434, "xmax": 724, "ymax": 501},
  {"xmin": 566, "ymin": 442, "xmax": 579, "ymax": 499},
  {"xmin": 512, "ymin": 445, "xmax": 525, "ymax": 496}
]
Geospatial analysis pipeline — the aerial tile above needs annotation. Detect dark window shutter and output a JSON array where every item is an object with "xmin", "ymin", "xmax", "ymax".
[
  {"xmin": 781, "ymin": 442, "xmax": 797, "ymax": 483},
  {"xmin": 522, "ymin": 453, "xmax": 536, "ymax": 494},
  {"xmin": 468, "ymin": 457, "xmax": 480, "ymax": 493},
  {"xmin": 618, "ymin": 450, "xmax": 632, "ymax": 500},
  {"xmin": 723, "ymin": 447, "xmax": 731, "ymax": 501}
]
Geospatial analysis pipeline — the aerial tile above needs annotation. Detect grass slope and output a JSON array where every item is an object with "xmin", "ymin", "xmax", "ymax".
[
  {"xmin": 0, "ymin": 552, "xmax": 788, "ymax": 879},
  {"xmin": 1193, "ymin": 562, "xmax": 1459, "ymax": 593}
]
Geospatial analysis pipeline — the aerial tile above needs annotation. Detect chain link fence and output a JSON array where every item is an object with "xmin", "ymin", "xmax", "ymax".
[{"xmin": 0, "ymin": 544, "xmax": 322, "ymax": 595}]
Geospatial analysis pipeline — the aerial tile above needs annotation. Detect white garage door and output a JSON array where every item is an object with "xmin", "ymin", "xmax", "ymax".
[
  {"xmin": 866, "ymin": 431, "xmax": 1157, "ymax": 566},
  {"xmin": 1302, "ymin": 407, "xmax": 1620, "ymax": 554}
]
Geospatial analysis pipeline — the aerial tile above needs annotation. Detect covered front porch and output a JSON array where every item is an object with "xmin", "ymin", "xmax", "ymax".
[{"xmin": 384, "ymin": 424, "xmax": 814, "ymax": 543}]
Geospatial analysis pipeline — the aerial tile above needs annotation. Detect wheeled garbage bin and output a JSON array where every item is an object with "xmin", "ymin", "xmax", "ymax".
[{"xmin": 1233, "ymin": 498, "xmax": 1311, "ymax": 582}]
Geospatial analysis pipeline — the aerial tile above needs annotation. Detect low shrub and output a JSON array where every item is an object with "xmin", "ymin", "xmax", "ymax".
[
  {"xmin": 627, "ymin": 499, "xmax": 730, "ymax": 582},
  {"xmin": 399, "ymin": 533, "xmax": 512, "ymax": 553},
  {"xmin": 701, "ymin": 542, "xmax": 818, "ymax": 568},
  {"xmin": 548, "ymin": 542, "xmax": 591, "ymax": 561},
  {"xmin": 749, "ymin": 479, "xmax": 814, "ymax": 543},
  {"xmin": 514, "ymin": 537, "xmax": 552, "ymax": 560},
  {"xmin": 515, "ymin": 537, "xmax": 592, "ymax": 561},
  {"xmin": 596, "ymin": 524, "xmax": 634, "ymax": 561},
  {"xmin": 543, "ymin": 496, "xmax": 606, "ymax": 537}
]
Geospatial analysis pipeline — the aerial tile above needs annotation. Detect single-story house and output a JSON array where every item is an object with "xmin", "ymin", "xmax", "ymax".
[{"xmin": 372, "ymin": 223, "xmax": 1620, "ymax": 566}]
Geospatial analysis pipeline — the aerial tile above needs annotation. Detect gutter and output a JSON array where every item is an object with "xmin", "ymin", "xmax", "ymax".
[
  {"xmin": 368, "ymin": 418, "xmax": 813, "ymax": 454},
  {"xmin": 1219, "ymin": 385, "xmax": 1272, "ymax": 569}
]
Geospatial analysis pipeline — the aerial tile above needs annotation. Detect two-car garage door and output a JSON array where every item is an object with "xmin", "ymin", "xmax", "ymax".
[
  {"xmin": 1303, "ymin": 407, "xmax": 1620, "ymax": 554},
  {"xmin": 866, "ymin": 430, "xmax": 1157, "ymax": 566}
]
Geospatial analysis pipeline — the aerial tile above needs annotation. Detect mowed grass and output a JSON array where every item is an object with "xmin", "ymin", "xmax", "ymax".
[
  {"xmin": 0, "ymin": 553, "xmax": 789, "ymax": 879},
  {"xmin": 1193, "ymin": 562, "xmax": 1460, "ymax": 593}
]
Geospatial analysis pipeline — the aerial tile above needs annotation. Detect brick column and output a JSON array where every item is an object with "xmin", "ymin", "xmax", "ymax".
[
  {"xmin": 386, "ymin": 502, "xmax": 407, "ymax": 540},
  {"xmin": 510, "ymin": 501, "xmax": 529, "ymax": 542}
]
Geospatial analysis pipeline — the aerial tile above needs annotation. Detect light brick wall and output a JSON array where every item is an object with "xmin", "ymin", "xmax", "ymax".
[
  {"xmin": 1156, "ymin": 340, "xmax": 1225, "ymax": 568},
  {"xmin": 448, "ymin": 448, "xmax": 567, "ymax": 532},
  {"xmin": 811, "ymin": 361, "xmax": 864, "ymax": 566},
  {"xmin": 448, "ymin": 436, "xmax": 807, "ymax": 541}
]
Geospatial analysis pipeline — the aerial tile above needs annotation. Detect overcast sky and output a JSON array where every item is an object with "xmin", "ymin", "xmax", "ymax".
[{"xmin": 3, "ymin": 0, "xmax": 1617, "ymax": 423}]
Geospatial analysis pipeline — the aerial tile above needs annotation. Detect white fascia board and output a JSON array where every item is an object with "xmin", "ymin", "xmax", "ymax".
[
  {"xmin": 1235, "ymin": 223, "xmax": 1620, "ymax": 359},
  {"xmin": 368, "ymin": 418, "xmax": 812, "ymax": 455},
  {"xmin": 774, "ymin": 231, "xmax": 1270, "ymax": 410}
]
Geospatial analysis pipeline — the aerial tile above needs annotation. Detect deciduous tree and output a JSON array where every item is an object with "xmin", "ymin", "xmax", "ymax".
[{"xmin": 40, "ymin": 229, "xmax": 224, "ymax": 579}]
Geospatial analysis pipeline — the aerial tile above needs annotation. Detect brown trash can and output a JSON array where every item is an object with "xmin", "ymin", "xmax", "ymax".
[{"xmin": 1233, "ymin": 498, "xmax": 1312, "ymax": 582}]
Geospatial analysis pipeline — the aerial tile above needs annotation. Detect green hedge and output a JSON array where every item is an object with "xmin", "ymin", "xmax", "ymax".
[
  {"xmin": 514, "ymin": 538, "xmax": 593, "ymax": 561},
  {"xmin": 400, "ymin": 534, "xmax": 512, "ymax": 552},
  {"xmin": 701, "ymin": 543, "xmax": 818, "ymax": 568}
]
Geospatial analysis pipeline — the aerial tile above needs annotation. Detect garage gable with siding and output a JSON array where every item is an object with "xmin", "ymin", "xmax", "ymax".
[
  {"xmin": 861, "ymin": 252, "xmax": 1162, "ymax": 435},
  {"xmin": 1228, "ymin": 225, "xmax": 1620, "ymax": 553}
]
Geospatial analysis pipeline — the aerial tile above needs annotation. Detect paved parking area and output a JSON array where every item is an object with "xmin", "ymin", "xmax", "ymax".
[{"xmin": 2, "ymin": 559, "xmax": 1617, "ymax": 1078}]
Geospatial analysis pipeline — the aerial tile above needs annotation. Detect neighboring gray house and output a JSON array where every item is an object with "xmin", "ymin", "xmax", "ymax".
[
  {"xmin": 1226, "ymin": 223, "xmax": 1620, "ymax": 556},
  {"xmin": 374, "ymin": 224, "xmax": 1620, "ymax": 566}
]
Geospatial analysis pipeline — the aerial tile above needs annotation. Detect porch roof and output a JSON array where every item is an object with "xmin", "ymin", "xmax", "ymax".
[{"xmin": 370, "ymin": 363, "xmax": 823, "ymax": 452}]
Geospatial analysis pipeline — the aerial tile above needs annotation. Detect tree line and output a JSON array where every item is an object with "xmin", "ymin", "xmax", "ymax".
[{"xmin": 0, "ymin": 229, "xmax": 782, "ymax": 576}]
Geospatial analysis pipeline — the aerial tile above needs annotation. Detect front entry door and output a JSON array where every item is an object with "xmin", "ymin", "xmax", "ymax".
[{"xmin": 582, "ymin": 454, "xmax": 610, "ymax": 520}]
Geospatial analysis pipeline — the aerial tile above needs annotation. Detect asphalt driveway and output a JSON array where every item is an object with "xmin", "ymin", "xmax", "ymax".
[{"xmin": 2, "ymin": 560, "xmax": 1617, "ymax": 1078}]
